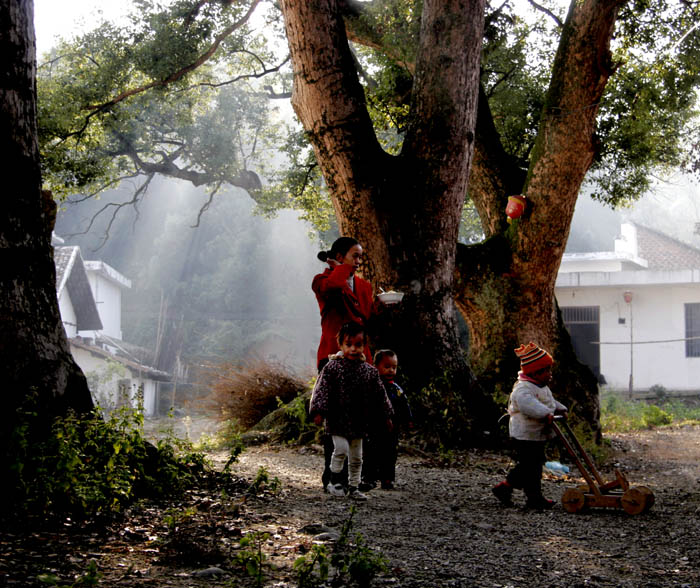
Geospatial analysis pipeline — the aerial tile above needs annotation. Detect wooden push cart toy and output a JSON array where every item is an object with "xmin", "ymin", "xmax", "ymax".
[{"xmin": 551, "ymin": 416, "xmax": 655, "ymax": 515}]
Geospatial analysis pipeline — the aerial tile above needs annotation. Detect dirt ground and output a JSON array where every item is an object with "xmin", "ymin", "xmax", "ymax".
[{"xmin": 2, "ymin": 420, "xmax": 699, "ymax": 587}]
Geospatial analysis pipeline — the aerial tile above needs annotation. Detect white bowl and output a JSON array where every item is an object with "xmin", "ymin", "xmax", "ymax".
[{"xmin": 377, "ymin": 291, "xmax": 404, "ymax": 305}]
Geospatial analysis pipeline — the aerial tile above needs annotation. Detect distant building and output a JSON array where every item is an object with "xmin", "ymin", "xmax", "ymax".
[
  {"xmin": 556, "ymin": 222, "xmax": 700, "ymax": 394},
  {"xmin": 54, "ymin": 237, "xmax": 169, "ymax": 415}
]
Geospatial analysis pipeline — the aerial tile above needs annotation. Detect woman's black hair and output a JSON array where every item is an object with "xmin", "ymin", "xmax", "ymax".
[
  {"xmin": 317, "ymin": 236, "xmax": 360, "ymax": 262},
  {"xmin": 336, "ymin": 321, "xmax": 367, "ymax": 346}
]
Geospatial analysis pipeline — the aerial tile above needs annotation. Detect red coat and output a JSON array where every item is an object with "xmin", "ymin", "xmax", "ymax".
[{"xmin": 312, "ymin": 263, "xmax": 374, "ymax": 369}]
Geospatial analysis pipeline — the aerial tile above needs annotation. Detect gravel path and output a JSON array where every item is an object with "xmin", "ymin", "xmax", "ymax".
[
  {"xmin": 3, "ymin": 422, "xmax": 699, "ymax": 587},
  {"xmin": 226, "ymin": 424, "xmax": 700, "ymax": 587}
]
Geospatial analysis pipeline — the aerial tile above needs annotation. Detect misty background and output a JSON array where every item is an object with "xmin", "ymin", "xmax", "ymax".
[
  {"xmin": 54, "ymin": 179, "xmax": 322, "ymax": 384},
  {"xmin": 54, "ymin": 171, "xmax": 700, "ymax": 388}
]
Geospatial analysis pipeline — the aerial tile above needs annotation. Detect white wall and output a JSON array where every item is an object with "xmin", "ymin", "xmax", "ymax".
[
  {"xmin": 70, "ymin": 344, "xmax": 160, "ymax": 415},
  {"xmin": 82, "ymin": 273, "xmax": 123, "ymax": 339},
  {"xmin": 556, "ymin": 284, "xmax": 700, "ymax": 391},
  {"xmin": 58, "ymin": 291, "xmax": 78, "ymax": 338}
]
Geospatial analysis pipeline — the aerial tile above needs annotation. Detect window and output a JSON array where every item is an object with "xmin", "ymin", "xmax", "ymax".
[
  {"xmin": 561, "ymin": 306, "xmax": 601, "ymax": 380},
  {"xmin": 685, "ymin": 303, "xmax": 700, "ymax": 357}
]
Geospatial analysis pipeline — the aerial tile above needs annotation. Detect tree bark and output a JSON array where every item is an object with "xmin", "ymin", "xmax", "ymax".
[
  {"xmin": 0, "ymin": 0, "xmax": 93, "ymax": 452},
  {"xmin": 280, "ymin": 0, "xmax": 498, "ymax": 443},
  {"xmin": 455, "ymin": 0, "xmax": 626, "ymax": 440}
]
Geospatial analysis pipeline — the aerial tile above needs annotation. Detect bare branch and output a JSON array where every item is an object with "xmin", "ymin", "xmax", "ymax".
[
  {"xmin": 62, "ymin": 174, "xmax": 155, "ymax": 250},
  {"xmin": 189, "ymin": 54, "xmax": 291, "ymax": 90},
  {"xmin": 121, "ymin": 141, "xmax": 263, "ymax": 191},
  {"xmin": 524, "ymin": 0, "xmax": 564, "ymax": 28},
  {"xmin": 263, "ymin": 85, "xmax": 292, "ymax": 99},
  {"xmin": 192, "ymin": 182, "xmax": 223, "ymax": 227}
]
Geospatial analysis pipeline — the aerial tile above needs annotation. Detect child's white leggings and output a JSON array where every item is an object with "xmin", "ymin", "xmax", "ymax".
[{"xmin": 330, "ymin": 436, "xmax": 363, "ymax": 487}]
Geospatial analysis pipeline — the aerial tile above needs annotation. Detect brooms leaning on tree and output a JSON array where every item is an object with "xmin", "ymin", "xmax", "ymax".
[{"xmin": 552, "ymin": 416, "xmax": 655, "ymax": 515}]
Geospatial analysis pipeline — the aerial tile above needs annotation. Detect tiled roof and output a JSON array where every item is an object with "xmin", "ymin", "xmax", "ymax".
[
  {"xmin": 635, "ymin": 224, "xmax": 700, "ymax": 270},
  {"xmin": 54, "ymin": 246, "xmax": 103, "ymax": 331},
  {"xmin": 71, "ymin": 338, "xmax": 171, "ymax": 382}
]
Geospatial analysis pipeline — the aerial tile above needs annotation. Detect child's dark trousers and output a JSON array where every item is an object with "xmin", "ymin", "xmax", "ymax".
[{"xmin": 506, "ymin": 439, "xmax": 546, "ymax": 500}]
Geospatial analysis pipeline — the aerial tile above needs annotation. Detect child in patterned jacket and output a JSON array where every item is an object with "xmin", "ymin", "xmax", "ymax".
[
  {"xmin": 492, "ymin": 342, "xmax": 567, "ymax": 510},
  {"xmin": 310, "ymin": 322, "xmax": 393, "ymax": 500}
]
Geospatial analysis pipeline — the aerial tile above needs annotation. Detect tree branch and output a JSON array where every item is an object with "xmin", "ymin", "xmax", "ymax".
[
  {"xmin": 524, "ymin": 0, "xmax": 564, "ymax": 28},
  {"xmin": 86, "ymin": 0, "xmax": 262, "ymax": 112}
]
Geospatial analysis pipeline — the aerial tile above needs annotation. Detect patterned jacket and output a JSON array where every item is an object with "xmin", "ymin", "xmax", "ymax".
[{"xmin": 310, "ymin": 355, "xmax": 393, "ymax": 439}]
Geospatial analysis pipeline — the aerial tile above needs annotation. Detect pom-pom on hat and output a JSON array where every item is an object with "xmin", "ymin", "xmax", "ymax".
[{"xmin": 514, "ymin": 342, "xmax": 553, "ymax": 375}]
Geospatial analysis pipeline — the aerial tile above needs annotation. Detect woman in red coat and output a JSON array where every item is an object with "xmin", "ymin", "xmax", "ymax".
[{"xmin": 312, "ymin": 237, "xmax": 375, "ymax": 371}]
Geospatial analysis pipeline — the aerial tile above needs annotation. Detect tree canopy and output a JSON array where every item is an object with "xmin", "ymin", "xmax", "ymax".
[{"xmin": 37, "ymin": 0, "xmax": 700, "ymax": 232}]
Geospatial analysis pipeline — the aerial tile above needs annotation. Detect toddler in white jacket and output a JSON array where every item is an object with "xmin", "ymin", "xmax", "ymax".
[{"xmin": 492, "ymin": 342, "xmax": 567, "ymax": 509}]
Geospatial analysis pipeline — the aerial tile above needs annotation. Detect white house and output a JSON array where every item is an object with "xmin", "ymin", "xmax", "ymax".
[
  {"xmin": 556, "ymin": 222, "xmax": 700, "ymax": 394},
  {"xmin": 54, "ymin": 239, "xmax": 169, "ymax": 415}
]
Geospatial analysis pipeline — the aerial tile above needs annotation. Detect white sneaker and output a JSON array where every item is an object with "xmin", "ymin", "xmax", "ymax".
[
  {"xmin": 348, "ymin": 486, "xmax": 368, "ymax": 501},
  {"xmin": 327, "ymin": 483, "xmax": 346, "ymax": 497}
]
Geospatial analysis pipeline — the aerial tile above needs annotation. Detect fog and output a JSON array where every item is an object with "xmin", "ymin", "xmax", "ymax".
[
  {"xmin": 55, "ymin": 177, "xmax": 322, "ymax": 378},
  {"xmin": 54, "ymin": 168, "xmax": 700, "ymax": 407},
  {"xmin": 567, "ymin": 174, "xmax": 700, "ymax": 253}
]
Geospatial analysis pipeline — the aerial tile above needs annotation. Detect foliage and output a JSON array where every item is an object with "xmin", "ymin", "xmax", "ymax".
[
  {"xmin": 37, "ymin": 0, "xmax": 286, "ymax": 201},
  {"xmin": 281, "ymin": 390, "xmax": 319, "ymax": 443},
  {"xmin": 162, "ymin": 506, "xmax": 197, "ymax": 533},
  {"xmin": 600, "ymin": 391, "xmax": 700, "ymax": 432},
  {"xmin": 347, "ymin": 0, "xmax": 700, "ymax": 210},
  {"xmin": 37, "ymin": 559, "xmax": 102, "ymax": 587},
  {"xmin": 5, "ymin": 393, "xmax": 207, "ymax": 519},
  {"xmin": 293, "ymin": 506, "xmax": 388, "ymax": 588},
  {"xmin": 204, "ymin": 357, "xmax": 309, "ymax": 430},
  {"xmin": 193, "ymin": 418, "xmax": 245, "ymax": 474},
  {"xmin": 246, "ymin": 466, "xmax": 281, "ymax": 496},
  {"xmin": 410, "ymin": 369, "xmax": 472, "ymax": 447},
  {"xmin": 235, "ymin": 531, "xmax": 270, "ymax": 587}
]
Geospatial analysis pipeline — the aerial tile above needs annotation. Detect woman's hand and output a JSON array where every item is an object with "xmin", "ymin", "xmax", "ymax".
[{"xmin": 326, "ymin": 258, "xmax": 340, "ymax": 269}]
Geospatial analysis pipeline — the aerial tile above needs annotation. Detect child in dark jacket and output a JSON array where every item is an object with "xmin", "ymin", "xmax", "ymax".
[
  {"xmin": 363, "ymin": 349, "xmax": 412, "ymax": 490},
  {"xmin": 310, "ymin": 323, "xmax": 393, "ymax": 500}
]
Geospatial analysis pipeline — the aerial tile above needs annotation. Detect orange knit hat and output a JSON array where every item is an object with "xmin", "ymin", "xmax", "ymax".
[{"xmin": 514, "ymin": 342, "xmax": 553, "ymax": 375}]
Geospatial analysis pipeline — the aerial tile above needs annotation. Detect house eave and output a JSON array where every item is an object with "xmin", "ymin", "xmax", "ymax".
[
  {"xmin": 70, "ymin": 338, "xmax": 171, "ymax": 382},
  {"xmin": 556, "ymin": 269, "xmax": 700, "ymax": 288}
]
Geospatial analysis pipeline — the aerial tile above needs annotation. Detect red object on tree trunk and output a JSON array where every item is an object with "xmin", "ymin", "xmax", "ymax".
[{"xmin": 505, "ymin": 195, "xmax": 527, "ymax": 223}]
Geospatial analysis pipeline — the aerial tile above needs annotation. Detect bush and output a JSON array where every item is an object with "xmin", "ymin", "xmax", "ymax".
[
  {"xmin": 202, "ymin": 357, "xmax": 310, "ymax": 430},
  {"xmin": 600, "ymin": 391, "xmax": 700, "ymax": 432},
  {"xmin": 642, "ymin": 404, "xmax": 673, "ymax": 428},
  {"xmin": 6, "ymin": 395, "xmax": 207, "ymax": 520}
]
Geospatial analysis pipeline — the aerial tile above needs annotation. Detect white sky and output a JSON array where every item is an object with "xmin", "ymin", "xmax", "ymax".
[{"xmin": 34, "ymin": 0, "xmax": 130, "ymax": 57}]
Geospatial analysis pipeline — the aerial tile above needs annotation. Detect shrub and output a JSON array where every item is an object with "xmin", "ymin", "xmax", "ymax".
[
  {"xmin": 202, "ymin": 357, "xmax": 310, "ymax": 430},
  {"xmin": 294, "ymin": 506, "xmax": 388, "ymax": 587},
  {"xmin": 600, "ymin": 391, "xmax": 700, "ymax": 432},
  {"xmin": 642, "ymin": 404, "xmax": 673, "ymax": 428},
  {"xmin": 6, "ymin": 395, "xmax": 207, "ymax": 520}
]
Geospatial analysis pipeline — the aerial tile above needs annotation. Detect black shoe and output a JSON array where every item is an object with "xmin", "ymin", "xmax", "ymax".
[
  {"xmin": 492, "ymin": 481, "xmax": 513, "ymax": 506},
  {"xmin": 380, "ymin": 480, "xmax": 394, "ymax": 490},
  {"xmin": 358, "ymin": 481, "xmax": 376, "ymax": 492}
]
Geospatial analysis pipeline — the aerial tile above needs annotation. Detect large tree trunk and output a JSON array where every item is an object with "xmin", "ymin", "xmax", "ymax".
[
  {"xmin": 456, "ymin": 0, "xmax": 626, "ymax": 440},
  {"xmin": 280, "ymin": 0, "xmax": 499, "ymax": 444},
  {"xmin": 0, "ymin": 0, "xmax": 93, "ymax": 453}
]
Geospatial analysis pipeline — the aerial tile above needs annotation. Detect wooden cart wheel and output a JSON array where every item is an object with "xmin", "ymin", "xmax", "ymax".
[
  {"xmin": 621, "ymin": 487, "xmax": 648, "ymax": 515},
  {"xmin": 561, "ymin": 488, "xmax": 587, "ymax": 513},
  {"xmin": 636, "ymin": 485, "xmax": 655, "ymax": 512}
]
